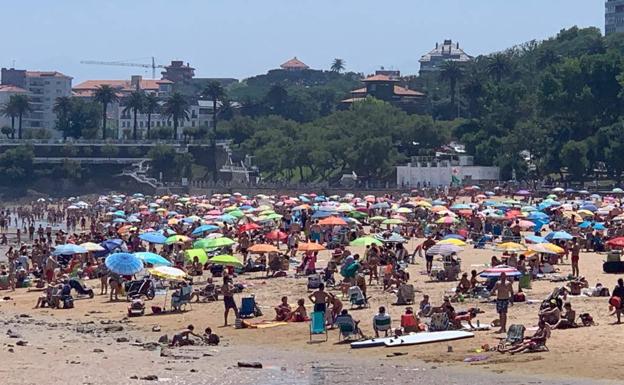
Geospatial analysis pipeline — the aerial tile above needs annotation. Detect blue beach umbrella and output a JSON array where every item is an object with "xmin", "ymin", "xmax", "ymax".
[
  {"xmin": 139, "ymin": 232, "xmax": 167, "ymax": 244},
  {"xmin": 134, "ymin": 252, "xmax": 172, "ymax": 267},
  {"xmin": 53, "ymin": 244, "xmax": 88, "ymax": 256},
  {"xmin": 105, "ymin": 252, "xmax": 143, "ymax": 275},
  {"xmin": 191, "ymin": 224, "xmax": 220, "ymax": 236},
  {"xmin": 101, "ymin": 239, "xmax": 124, "ymax": 252},
  {"xmin": 545, "ymin": 231, "xmax": 573, "ymax": 241}
]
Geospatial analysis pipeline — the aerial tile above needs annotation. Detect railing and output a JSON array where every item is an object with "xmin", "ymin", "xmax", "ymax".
[{"xmin": 0, "ymin": 138, "xmax": 233, "ymax": 146}]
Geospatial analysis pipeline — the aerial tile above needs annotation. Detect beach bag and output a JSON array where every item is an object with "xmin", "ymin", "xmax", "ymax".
[
  {"xmin": 513, "ymin": 292, "xmax": 526, "ymax": 303},
  {"xmin": 609, "ymin": 296, "xmax": 622, "ymax": 309}
]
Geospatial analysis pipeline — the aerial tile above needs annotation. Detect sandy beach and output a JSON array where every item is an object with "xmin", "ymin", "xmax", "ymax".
[{"xmin": 1, "ymin": 233, "xmax": 621, "ymax": 385}]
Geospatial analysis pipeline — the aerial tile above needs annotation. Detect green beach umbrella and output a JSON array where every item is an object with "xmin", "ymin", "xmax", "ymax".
[
  {"xmin": 350, "ymin": 236, "xmax": 383, "ymax": 247},
  {"xmin": 194, "ymin": 237, "xmax": 235, "ymax": 249},
  {"xmin": 208, "ymin": 254, "xmax": 243, "ymax": 268},
  {"xmin": 184, "ymin": 248, "xmax": 208, "ymax": 264}
]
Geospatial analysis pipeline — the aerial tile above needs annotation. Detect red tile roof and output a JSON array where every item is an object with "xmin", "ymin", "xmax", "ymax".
[
  {"xmin": 280, "ymin": 57, "xmax": 309, "ymax": 70},
  {"xmin": 0, "ymin": 85, "xmax": 28, "ymax": 93},
  {"xmin": 73, "ymin": 79, "xmax": 172, "ymax": 93},
  {"xmin": 25, "ymin": 71, "xmax": 70, "ymax": 78},
  {"xmin": 393, "ymin": 85, "xmax": 425, "ymax": 97},
  {"xmin": 361, "ymin": 74, "xmax": 399, "ymax": 82}
]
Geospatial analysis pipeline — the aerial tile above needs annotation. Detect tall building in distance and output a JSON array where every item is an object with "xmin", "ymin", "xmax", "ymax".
[
  {"xmin": 419, "ymin": 40, "xmax": 472, "ymax": 75},
  {"xmin": 606, "ymin": 0, "xmax": 624, "ymax": 35},
  {"xmin": 1, "ymin": 68, "xmax": 72, "ymax": 136}
]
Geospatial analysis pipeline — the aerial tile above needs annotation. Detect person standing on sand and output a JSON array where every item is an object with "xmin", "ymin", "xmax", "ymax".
[
  {"xmin": 571, "ymin": 238, "xmax": 581, "ymax": 278},
  {"xmin": 613, "ymin": 278, "xmax": 624, "ymax": 324},
  {"xmin": 222, "ymin": 275, "xmax": 239, "ymax": 326},
  {"xmin": 308, "ymin": 283, "xmax": 332, "ymax": 314},
  {"xmin": 491, "ymin": 272, "xmax": 513, "ymax": 333}
]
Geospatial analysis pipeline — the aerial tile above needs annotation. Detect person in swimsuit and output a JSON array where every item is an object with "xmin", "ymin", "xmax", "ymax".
[
  {"xmin": 308, "ymin": 283, "xmax": 332, "ymax": 313},
  {"xmin": 221, "ymin": 275, "xmax": 239, "ymax": 326},
  {"xmin": 491, "ymin": 272, "xmax": 514, "ymax": 333}
]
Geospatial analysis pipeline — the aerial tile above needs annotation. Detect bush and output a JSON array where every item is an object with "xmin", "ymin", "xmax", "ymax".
[
  {"xmin": 127, "ymin": 146, "xmax": 142, "ymax": 157},
  {"xmin": 62, "ymin": 144, "xmax": 78, "ymax": 157},
  {"xmin": 1, "ymin": 126, "xmax": 14, "ymax": 138},
  {"xmin": 152, "ymin": 127, "xmax": 173, "ymax": 139},
  {"xmin": 101, "ymin": 144, "xmax": 119, "ymax": 158},
  {"xmin": 24, "ymin": 128, "xmax": 52, "ymax": 140}
]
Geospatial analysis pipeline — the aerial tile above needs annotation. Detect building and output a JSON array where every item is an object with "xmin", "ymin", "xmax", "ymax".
[
  {"xmin": 396, "ymin": 155, "xmax": 499, "ymax": 188},
  {"xmin": 606, "ymin": 0, "xmax": 624, "ymax": 34},
  {"xmin": 161, "ymin": 61, "xmax": 195, "ymax": 83},
  {"xmin": 72, "ymin": 75, "xmax": 173, "ymax": 98},
  {"xmin": 280, "ymin": 57, "xmax": 310, "ymax": 71},
  {"xmin": 419, "ymin": 40, "xmax": 473, "ymax": 74},
  {"xmin": 0, "ymin": 85, "xmax": 28, "ymax": 130},
  {"xmin": 1, "ymin": 68, "xmax": 72, "ymax": 135},
  {"xmin": 341, "ymin": 74, "xmax": 425, "ymax": 112}
]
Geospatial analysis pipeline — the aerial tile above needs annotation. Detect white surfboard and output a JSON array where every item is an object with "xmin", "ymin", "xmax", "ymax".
[
  {"xmin": 350, "ymin": 336, "xmax": 398, "ymax": 349},
  {"xmin": 461, "ymin": 322, "xmax": 491, "ymax": 331},
  {"xmin": 384, "ymin": 330, "xmax": 474, "ymax": 347}
]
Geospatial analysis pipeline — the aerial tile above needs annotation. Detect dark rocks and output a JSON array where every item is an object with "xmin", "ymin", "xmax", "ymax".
[
  {"xmin": 16, "ymin": 340, "xmax": 27, "ymax": 346},
  {"xmin": 140, "ymin": 375, "xmax": 158, "ymax": 381},
  {"xmin": 157, "ymin": 335, "xmax": 168, "ymax": 344},
  {"xmin": 103, "ymin": 325, "xmax": 123, "ymax": 332},
  {"xmin": 19, "ymin": 314, "xmax": 31, "ymax": 318},
  {"xmin": 142, "ymin": 342, "xmax": 160, "ymax": 351},
  {"xmin": 93, "ymin": 348, "xmax": 104, "ymax": 353},
  {"xmin": 237, "ymin": 361, "xmax": 263, "ymax": 369},
  {"xmin": 7, "ymin": 330, "xmax": 22, "ymax": 339},
  {"xmin": 7, "ymin": 348, "xmax": 14, "ymax": 353},
  {"xmin": 116, "ymin": 337, "xmax": 129, "ymax": 343}
]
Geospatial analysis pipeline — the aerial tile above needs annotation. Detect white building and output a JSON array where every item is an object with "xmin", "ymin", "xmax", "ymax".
[
  {"xmin": 1, "ymin": 68, "xmax": 73, "ymax": 136},
  {"xmin": 606, "ymin": 0, "xmax": 624, "ymax": 35},
  {"xmin": 397, "ymin": 155, "xmax": 499, "ymax": 188},
  {"xmin": 419, "ymin": 40, "xmax": 473, "ymax": 74},
  {"xmin": 0, "ymin": 85, "xmax": 28, "ymax": 130}
]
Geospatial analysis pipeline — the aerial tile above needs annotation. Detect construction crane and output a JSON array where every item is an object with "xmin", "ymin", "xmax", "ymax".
[{"xmin": 80, "ymin": 57, "xmax": 166, "ymax": 79}]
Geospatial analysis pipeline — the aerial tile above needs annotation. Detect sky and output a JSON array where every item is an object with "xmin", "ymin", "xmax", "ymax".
[{"xmin": 0, "ymin": 0, "xmax": 606, "ymax": 83}]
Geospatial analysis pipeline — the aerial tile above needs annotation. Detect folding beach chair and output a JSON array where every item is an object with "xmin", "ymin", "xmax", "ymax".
[
  {"xmin": 348, "ymin": 286, "xmax": 368, "ymax": 309},
  {"xmin": 335, "ymin": 317, "xmax": 358, "ymax": 342},
  {"xmin": 497, "ymin": 324, "xmax": 526, "ymax": 351},
  {"xmin": 309, "ymin": 311, "xmax": 328, "ymax": 342},
  {"xmin": 239, "ymin": 296, "xmax": 256, "ymax": 318}
]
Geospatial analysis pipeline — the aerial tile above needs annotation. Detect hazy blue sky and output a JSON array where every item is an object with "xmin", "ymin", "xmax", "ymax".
[{"xmin": 0, "ymin": 0, "xmax": 605, "ymax": 83}]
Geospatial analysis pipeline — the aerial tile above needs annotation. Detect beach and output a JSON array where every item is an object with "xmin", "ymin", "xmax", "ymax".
[{"xmin": 1, "ymin": 231, "xmax": 621, "ymax": 385}]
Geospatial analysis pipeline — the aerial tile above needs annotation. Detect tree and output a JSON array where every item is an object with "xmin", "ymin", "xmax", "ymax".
[
  {"xmin": 1, "ymin": 99, "xmax": 18, "ymax": 139},
  {"xmin": 0, "ymin": 145, "xmax": 34, "ymax": 186},
  {"xmin": 265, "ymin": 84, "xmax": 288, "ymax": 115},
  {"xmin": 123, "ymin": 90, "xmax": 145, "ymax": 140},
  {"xmin": 53, "ymin": 96, "xmax": 73, "ymax": 140},
  {"xmin": 143, "ymin": 93, "xmax": 160, "ymax": 139},
  {"xmin": 487, "ymin": 53, "xmax": 513, "ymax": 82},
  {"xmin": 8, "ymin": 95, "xmax": 31, "ymax": 140},
  {"xmin": 93, "ymin": 85, "xmax": 119, "ymax": 140},
  {"xmin": 560, "ymin": 140, "xmax": 588, "ymax": 181},
  {"xmin": 101, "ymin": 144, "xmax": 119, "ymax": 158},
  {"xmin": 67, "ymin": 98, "xmax": 101, "ymax": 139},
  {"xmin": 330, "ymin": 58, "xmax": 345, "ymax": 73},
  {"xmin": 161, "ymin": 93, "xmax": 190, "ymax": 140},
  {"xmin": 0, "ymin": 126, "xmax": 13, "ymax": 138},
  {"xmin": 202, "ymin": 81, "xmax": 225, "ymax": 133},
  {"xmin": 439, "ymin": 61, "xmax": 464, "ymax": 112}
]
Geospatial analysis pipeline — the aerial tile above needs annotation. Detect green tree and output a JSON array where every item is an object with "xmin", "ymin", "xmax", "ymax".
[
  {"xmin": 101, "ymin": 144, "xmax": 119, "ymax": 158},
  {"xmin": 0, "ymin": 100, "xmax": 18, "ymax": 139},
  {"xmin": 143, "ymin": 93, "xmax": 160, "ymax": 139},
  {"xmin": 439, "ymin": 61, "xmax": 464, "ymax": 113},
  {"xmin": 330, "ymin": 58, "xmax": 345, "ymax": 73},
  {"xmin": 161, "ymin": 92, "xmax": 189, "ymax": 140},
  {"xmin": 123, "ymin": 90, "xmax": 145, "ymax": 140},
  {"xmin": 7, "ymin": 95, "xmax": 31, "ymax": 140},
  {"xmin": 202, "ymin": 81, "xmax": 225, "ymax": 133},
  {"xmin": 53, "ymin": 96, "xmax": 73, "ymax": 140},
  {"xmin": 0, "ymin": 126, "xmax": 13, "ymax": 138},
  {"xmin": 93, "ymin": 85, "xmax": 119, "ymax": 140},
  {"xmin": 487, "ymin": 53, "xmax": 513, "ymax": 82},
  {"xmin": 560, "ymin": 140, "xmax": 588, "ymax": 181},
  {"xmin": 0, "ymin": 145, "xmax": 34, "ymax": 186}
]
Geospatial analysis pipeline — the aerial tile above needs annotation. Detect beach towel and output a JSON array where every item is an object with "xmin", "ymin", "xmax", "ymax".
[{"xmin": 242, "ymin": 320, "xmax": 288, "ymax": 329}]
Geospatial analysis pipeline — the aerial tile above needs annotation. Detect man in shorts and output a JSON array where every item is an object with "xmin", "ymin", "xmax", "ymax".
[
  {"xmin": 490, "ymin": 271, "xmax": 513, "ymax": 333},
  {"xmin": 222, "ymin": 275, "xmax": 239, "ymax": 326},
  {"xmin": 308, "ymin": 283, "xmax": 332, "ymax": 313},
  {"xmin": 570, "ymin": 238, "xmax": 581, "ymax": 277},
  {"xmin": 422, "ymin": 236, "xmax": 436, "ymax": 273}
]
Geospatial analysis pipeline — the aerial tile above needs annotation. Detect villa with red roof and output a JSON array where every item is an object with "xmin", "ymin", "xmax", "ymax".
[
  {"xmin": 280, "ymin": 57, "xmax": 310, "ymax": 71},
  {"xmin": 342, "ymin": 72, "xmax": 425, "ymax": 112}
]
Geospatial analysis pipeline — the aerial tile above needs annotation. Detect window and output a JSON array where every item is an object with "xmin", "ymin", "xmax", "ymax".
[
  {"xmin": 192, "ymin": 121, "xmax": 195, "ymax": 127},
  {"xmin": 140, "ymin": 121, "xmax": 144, "ymax": 128}
]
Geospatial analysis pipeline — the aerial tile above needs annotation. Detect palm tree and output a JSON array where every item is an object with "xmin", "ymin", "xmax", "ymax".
[
  {"xmin": 161, "ymin": 92, "xmax": 190, "ymax": 140},
  {"xmin": 143, "ymin": 93, "xmax": 160, "ymax": 139},
  {"xmin": 331, "ymin": 58, "xmax": 345, "ymax": 73},
  {"xmin": 265, "ymin": 84, "xmax": 288, "ymax": 114},
  {"xmin": 93, "ymin": 85, "xmax": 119, "ymax": 139},
  {"xmin": 0, "ymin": 99, "xmax": 18, "ymax": 139},
  {"xmin": 123, "ymin": 91, "xmax": 145, "ymax": 140},
  {"xmin": 439, "ymin": 61, "xmax": 464, "ymax": 108},
  {"xmin": 202, "ymin": 81, "xmax": 225, "ymax": 133},
  {"xmin": 10, "ymin": 95, "xmax": 31, "ymax": 140},
  {"xmin": 487, "ymin": 53, "xmax": 512, "ymax": 82},
  {"xmin": 53, "ymin": 96, "xmax": 73, "ymax": 140}
]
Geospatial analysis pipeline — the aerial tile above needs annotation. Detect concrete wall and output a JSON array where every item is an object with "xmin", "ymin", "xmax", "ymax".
[{"xmin": 396, "ymin": 164, "xmax": 500, "ymax": 188}]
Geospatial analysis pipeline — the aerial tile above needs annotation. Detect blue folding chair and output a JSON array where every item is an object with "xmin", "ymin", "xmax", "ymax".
[
  {"xmin": 309, "ymin": 311, "xmax": 328, "ymax": 341},
  {"xmin": 239, "ymin": 296, "xmax": 256, "ymax": 318}
]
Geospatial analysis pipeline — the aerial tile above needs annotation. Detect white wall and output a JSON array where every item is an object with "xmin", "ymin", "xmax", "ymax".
[{"xmin": 397, "ymin": 164, "xmax": 500, "ymax": 187}]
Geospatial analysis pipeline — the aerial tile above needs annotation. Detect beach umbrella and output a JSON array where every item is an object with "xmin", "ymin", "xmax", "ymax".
[
  {"xmin": 479, "ymin": 265, "xmax": 522, "ymax": 278},
  {"xmin": 436, "ymin": 216, "xmax": 458, "ymax": 225},
  {"xmin": 426, "ymin": 244, "xmax": 462, "ymax": 256},
  {"xmin": 248, "ymin": 243, "xmax": 280, "ymax": 253},
  {"xmin": 494, "ymin": 242, "xmax": 526, "ymax": 252},
  {"xmin": 593, "ymin": 223, "xmax": 606, "ymax": 230},
  {"xmin": 348, "ymin": 211, "xmax": 368, "ymax": 220},
  {"xmin": 191, "ymin": 224, "xmax": 220, "ymax": 236},
  {"xmin": 551, "ymin": 187, "xmax": 564, "ymax": 193},
  {"xmin": 580, "ymin": 204, "xmax": 598, "ymax": 212},
  {"xmin": 545, "ymin": 231, "xmax": 573, "ymax": 241},
  {"xmin": 527, "ymin": 243, "xmax": 564, "ymax": 255},
  {"xmin": 319, "ymin": 216, "xmax": 347, "ymax": 226},
  {"xmin": 80, "ymin": 242, "xmax": 105, "ymax": 252},
  {"xmin": 298, "ymin": 242, "xmax": 326, "ymax": 252},
  {"xmin": 527, "ymin": 212, "xmax": 549, "ymax": 221},
  {"xmin": 524, "ymin": 235, "xmax": 547, "ymax": 244},
  {"xmin": 349, "ymin": 236, "xmax": 383, "ymax": 247},
  {"xmin": 515, "ymin": 190, "xmax": 531, "ymax": 196},
  {"xmin": 238, "ymin": 223, "xmax": 261, "ymax": 232},
  {"xmin": 512, "ymin": 220, "xmax": 535, "ymax": 229},
  {"xmin": 437, "ymin": 238, "xmax": 466, "ymax": 246},
  {"xmin": 576, "ymin": 209, "xmax": 595, "ymax": 218},
  {"xmin": 450, "ymin": 203, "xmax": 471, "ymax": 210},
  {"xmin": 372, "ymin": 202, "xmax": 390, "ymax": 209},
  {"xmin": 369, "ymin": 216, "xmax": 387, "ymax": 222},
  {"xmin": 443, "ymin": 234, "xmax": 465, "ymax": 240},
  {"xmin": 105, "ymin": 253, "xmax": 143, "ymax": 275},
  {"xmin": 613, "ymin": 188, "xmax": 624, "ymax": 194},
  {"xmin": 53, "ymin": 244, "xmax": 88, "ymax": 256},
  {"xmin": 432, "ymin": 199, "xmax": 447, "ymax": 205},
  {"xmin": 374, "ymin": 233, "xmax": 407, "ymax": 243},
  {"xmin": 395, "ymin": 207, "xmax": 412, "ymax": 214},
  {"xmin": 606, "ymin": 237, "xmax": 624, "ymax": 248},
  {"xmin": 134, "ymin": 252, "xmax": 172, "ymax": 267},
  {"xmin": 101, "ymin": 239, "xmax": 124, "ymax": 252},
  {"xmin": 165, "ymin": 234, "xmax": 191, "ymax": 245},
  {"xmin": 194, "ymin": 237, "xmax": 235, "ymax": 249},
  {"xmin": 208, "ymin": 254, "xmax": 243, "ymax": 268},
  {"xmin": 311, "ymin": 211, "xmax": 334, "ymax": 219},
  {"xmin": 148, "ymin": 266, "xmax": 187, "ymax": 281},
  {"xmin": 265, "ymin": 230, "xmax": 288, "ymax": 241},
  {"xmin": 184, "ymin": 249, "xmax": 209, "ymax": 264},
  {"xmin": 139, "ymin": 232, "xmax": 167, "ymax": 244},
  {"xmin": 381, "ymin": 218, "xmax": 404, "ymax": 225}
]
